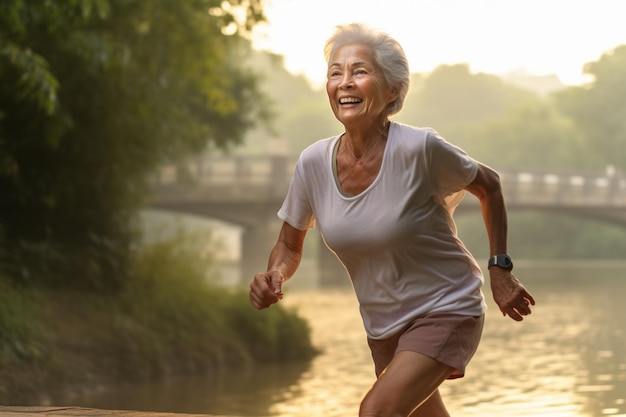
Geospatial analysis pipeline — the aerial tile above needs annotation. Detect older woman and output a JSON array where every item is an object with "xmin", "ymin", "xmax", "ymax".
[{"xmin": 249, "ymin": 23, "xmax": 535, "ymax": 417}]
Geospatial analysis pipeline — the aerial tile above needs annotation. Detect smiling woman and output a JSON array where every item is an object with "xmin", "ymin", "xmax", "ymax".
[{"xmin": 249, "ymin": 22, "xmax": 535, "ymax": 417}]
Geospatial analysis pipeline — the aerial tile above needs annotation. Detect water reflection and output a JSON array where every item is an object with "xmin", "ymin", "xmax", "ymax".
[
  {"xmin": 75, "ymin": 263, "xmax": 626, "ymax": 417},
  {"xmin": 442, "ymin": 265, "xmax": 626, "ymax": 417},
  {"xmin": 75, "ymin": 361, "xmax": 311, "ymax": 416}
]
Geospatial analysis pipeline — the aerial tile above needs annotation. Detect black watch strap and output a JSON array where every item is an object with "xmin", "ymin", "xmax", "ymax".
[{"xmin": 488, "ymin": 254, "xmax": 513, "ymax": 270}]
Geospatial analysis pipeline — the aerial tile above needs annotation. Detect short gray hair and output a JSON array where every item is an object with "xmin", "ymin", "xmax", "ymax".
[{"xmin": 324, "ymin": 23, "xmax": 410, "ymax": 117}]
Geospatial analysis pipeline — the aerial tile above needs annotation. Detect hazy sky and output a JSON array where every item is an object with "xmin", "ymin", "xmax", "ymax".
[{"xmin": 251, "ymin": 0, "xmax": 626, "ymax": 88}]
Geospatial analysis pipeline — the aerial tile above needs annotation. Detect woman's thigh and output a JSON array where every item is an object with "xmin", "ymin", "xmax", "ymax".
[{"xmin": 359, "ymin": 350, "xmax": 453, "ymax": 417}]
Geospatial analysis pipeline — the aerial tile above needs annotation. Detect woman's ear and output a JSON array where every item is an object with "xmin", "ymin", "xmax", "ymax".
[{"xmin": 388, "ymin": 84, "xmax": 400, "ymax": 104}]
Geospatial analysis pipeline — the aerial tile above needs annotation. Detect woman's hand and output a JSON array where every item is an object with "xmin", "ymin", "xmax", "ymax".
[
  {"xmin": 249, "ymin": 270, "xmax": 284, "ymax": 310},
  {"xmin": 489, "ymin": 268, "xmax": 535, "ymax": 321}
]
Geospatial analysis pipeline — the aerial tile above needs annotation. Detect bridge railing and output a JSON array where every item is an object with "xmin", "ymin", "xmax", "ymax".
[
  {"xmin": 152, "ymin": 154, "xmax": 296, "ymax": 201},
  {"xmin": 152, "ymin": 155, "xmax": 626, "ymax": 207},
  {"xmin": 497, "ymin": 168, "xmax": 626, "ymax": 207}
]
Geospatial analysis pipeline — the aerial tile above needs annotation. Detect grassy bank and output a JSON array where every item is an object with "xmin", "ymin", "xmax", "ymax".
[{"xmin": 0, "ymin": 237, "xmax": 318, "ymax": 404}]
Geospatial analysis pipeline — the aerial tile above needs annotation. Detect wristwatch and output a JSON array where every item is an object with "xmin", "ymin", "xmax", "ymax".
[{"xmin": 488, "ymin": 254, "xmax": 513, "ymax": 270}]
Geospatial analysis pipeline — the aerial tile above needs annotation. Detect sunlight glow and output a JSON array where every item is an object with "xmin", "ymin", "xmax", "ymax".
[{"xmin": 252, "ymin": 0, "xmax": 626, "ymax": 89}]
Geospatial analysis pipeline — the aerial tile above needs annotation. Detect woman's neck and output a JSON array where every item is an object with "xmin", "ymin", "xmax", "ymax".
[{"xmin": 343, "ymin": 120, "xmax": 390, "ymax": 157}]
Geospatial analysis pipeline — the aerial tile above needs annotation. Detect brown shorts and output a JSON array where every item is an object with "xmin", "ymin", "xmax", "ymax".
[{"xmin": 367, "ymin": 313, "xmax": 485, "ymax": 379}]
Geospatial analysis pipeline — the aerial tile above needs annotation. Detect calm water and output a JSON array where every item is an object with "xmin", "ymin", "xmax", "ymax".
[{"xmin": 74, "ymin": 262, "xmax": 626, "ymax": 417}]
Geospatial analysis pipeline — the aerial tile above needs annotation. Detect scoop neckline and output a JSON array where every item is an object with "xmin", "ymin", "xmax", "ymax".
[{"xmin": 331, "ymin": 122, "xmax": 395, "ymax": 199}]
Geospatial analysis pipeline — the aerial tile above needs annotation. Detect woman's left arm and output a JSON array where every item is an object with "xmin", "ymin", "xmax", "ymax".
[{"xmin": 465, "ymin": 163, "xmax": 536, "ymax": 321}]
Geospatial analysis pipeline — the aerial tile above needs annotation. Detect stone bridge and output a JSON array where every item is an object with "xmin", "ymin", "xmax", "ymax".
[{"xmin": 149, "ymin": 155, "xmax": 626, "ymax": 285}]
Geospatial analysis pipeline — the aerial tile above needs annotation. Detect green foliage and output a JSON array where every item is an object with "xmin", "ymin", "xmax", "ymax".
[
  {"xmin": 0, "ymin": 230, "xmax": 317, "ymax": 403},
  {"xmin": 553, "ymin": 45, "xmax": 626, "ymax": 171},
  {"xmin": 456, "ymin": 210, "xmax": 626, "ymax": 260},
  {"xmin": 0, "ymin": 40, "xmax": 59, "ymax": 115},
  {"xmin": 396, "ymin": 64, "xmax": 537, "ymax": 150},
  {"xmin": 225, "ymin": 290, "xmax": 319, "ymax": 362},
  {"xmin": 125, "ymin": 230, "xmax": 317, "ymax": 368},
  {"xmin": 0, "ymin": 278, "xmax": 47, "ymax": 399},
  {"xmin": 110, "ymin": 239, "xmax": 250, "ymax": 377},
  {"xmin": 465, "ymin": 100, "xmax": 595, "ymax": 170},
  {"xmin": 0, "ymin": 0, "xmax": 269, "ymax": 289},
  {"xmin": 236, "ymin": 50, "xmax": 340, "ymax": 155},
  {"xmin": 0, "ymin": 280, "xmax": 44, "ymax": 363}
]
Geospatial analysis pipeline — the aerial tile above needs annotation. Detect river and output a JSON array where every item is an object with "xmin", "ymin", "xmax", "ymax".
[{"xmin": 74, "ymin": 262, "xmax": 626, "ymax": 417}]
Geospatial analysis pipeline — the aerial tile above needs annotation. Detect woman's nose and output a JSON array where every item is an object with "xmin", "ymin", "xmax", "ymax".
[{"xmin": 339, "ymin": 74, "xmax": 354, "ymax": 89}]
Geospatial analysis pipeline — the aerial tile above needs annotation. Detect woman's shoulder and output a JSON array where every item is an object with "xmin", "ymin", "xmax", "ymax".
[
  {"xmin": 389, "ymin": 122, "xmax": 440, "ymax": 152},
  {"xmin": 297, "ymin": 135, "xmax": 339, "ymax": 165},
  {"xmin": 391, "ymin": 121, "xmax": 439, "ymax": 142}
]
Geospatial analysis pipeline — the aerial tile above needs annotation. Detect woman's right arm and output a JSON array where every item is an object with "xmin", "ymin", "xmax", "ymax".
[{"xmin": 249, "ymin": 221, "xmax": 308, "ymax": 310}]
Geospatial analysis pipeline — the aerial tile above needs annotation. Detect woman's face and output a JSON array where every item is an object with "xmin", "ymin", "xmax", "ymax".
[{"xmin": 326, "ymin": 42, "xmax": 396, "ymax": 127}]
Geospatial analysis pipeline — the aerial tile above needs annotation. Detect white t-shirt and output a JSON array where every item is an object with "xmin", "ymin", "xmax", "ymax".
[{"xmin": 278, "ymin": 121, "xmax": 486, "ymax": 339}]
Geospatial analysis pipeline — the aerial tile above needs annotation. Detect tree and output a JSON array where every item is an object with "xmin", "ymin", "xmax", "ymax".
[
  {"xmin": 0, "ymin": 0, "xmax": 268, "ymax": 289},
  {"xmin": 553, "ymin": 45, "xmax": 626, "ymax": 171},
  {"xmin": 235, "ymin": 50, "xmax": 340, "ymax": 156},
  {"xmin": 396, "ymin": 64, "xmax": 536, "ymax": 151},
  {"xmin": 465, "ymin": 101, "xmax": 594, "ymax": 170}
]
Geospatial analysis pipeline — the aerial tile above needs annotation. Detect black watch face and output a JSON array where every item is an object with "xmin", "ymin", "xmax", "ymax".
[{"xmin": 498, "ymin": 255, "xmax": 512, "ymax": 268}]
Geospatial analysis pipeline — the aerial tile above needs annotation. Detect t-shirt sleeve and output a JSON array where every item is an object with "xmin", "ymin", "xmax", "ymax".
[
  {"xmin": 277, "ymin": 158, "xmax": 316, "ymax": 230},
  {"xmin": 425, "ymin": 131, "xmax": 478, "ymax": 208}
]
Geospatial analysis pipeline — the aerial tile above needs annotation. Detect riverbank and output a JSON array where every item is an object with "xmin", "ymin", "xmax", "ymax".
[
  {"xmin": 0, "ymin": 235, "xmax": 318, "ymax": 404},
  {"xmin": 0, "ymin": 406, "xmax": 231, "ymax": 417}
]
